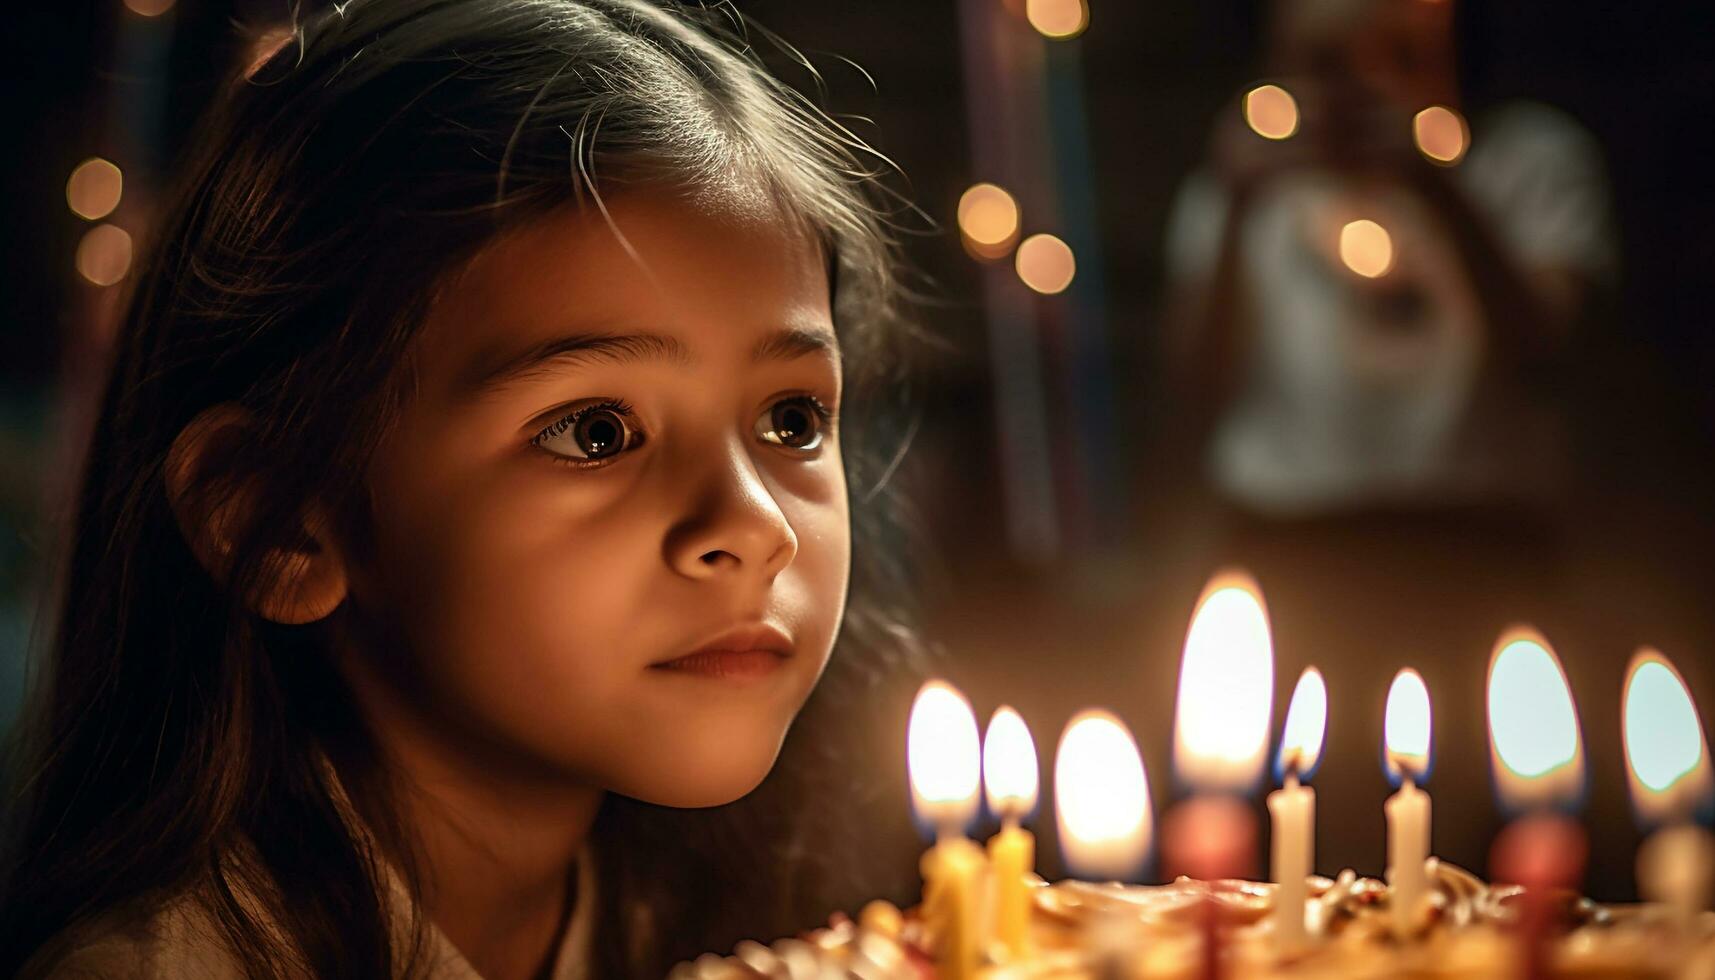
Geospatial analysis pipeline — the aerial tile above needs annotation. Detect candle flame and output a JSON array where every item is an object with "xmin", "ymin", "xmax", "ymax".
[
  {"xmin": 908, "ymin": 680, "xmax": 981, "ymax": 834},
  {"xmin": 984, "ymin": 705, "xmax": 1040, "ymax": 819},
  {"xmin": 1383, "ymin": 668, "xmax": 1432, "ymax": 785},
  {"xmin": 1276, "ymin": 667, "xmax": 1328, "ymax": 782},
  {"xmin": 1487, "ymin": 627, "xmax": 1585, "ymax": 814},
  {"xmin": 1623, "ymin": 648, "xmax": 1714, "ymax": 827},
  {"xmin": 1174, "ymin": 570, "xmax": 1275, "ymax": 793},
  {"xmin": 1056, "ymin": 709, "xmax": 1152, "ymax": 881}
]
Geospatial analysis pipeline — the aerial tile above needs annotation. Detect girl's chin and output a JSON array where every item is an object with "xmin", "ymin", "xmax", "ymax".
[{"xmin": 611, "ymin": 738, "xmax": 787, "ymax": 809}]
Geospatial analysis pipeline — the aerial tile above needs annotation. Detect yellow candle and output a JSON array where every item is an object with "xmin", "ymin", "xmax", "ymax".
[
  {"xmin": 983, "ymin": 705, "xmax": 1040, "ymax": 960},
  {"xmin": 987, "ymin": 817, "xmax": 1034, "ymax": 958},
  {"xmin": 922, "ymin": 834, "xmax": 985, "ymax": 979},
  {"xmin": 1623, "ymin": 649, "xmax": 1715, "ymax": 928},
  {"xmin": 909, "ymin": 682, "xmax": 986, "ymax": 978}
]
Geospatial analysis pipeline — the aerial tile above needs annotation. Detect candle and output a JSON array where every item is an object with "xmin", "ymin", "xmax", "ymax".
[
  {"xmin": 983, "ymin": 706, "xmax": 1039, "ymax": 961},
  {"xmin": 1056, "ymin": 709, "xmax": 1153, "ymax": 976},
  {"xmin": 907, "ymin": 680, "xmax": 986, "ymax": 980},
  {"xmin": 1268, "ymin": 667, "xmax": 1327, "ymax": 953},
  {"xmin": 1169, "ymin": 571, "xmax": 1275, "ymax": 980},
  {"xmin": 1486, "ymin": 627, "xmax": 1587, "ymax": 980},
  {"xmin": 1382, "ymin": 668, "xmax": 1433, "ymax": 939},
  {"xmin": 1622, "ymin": 649, "xmax": 1715, "ymax": 927}
]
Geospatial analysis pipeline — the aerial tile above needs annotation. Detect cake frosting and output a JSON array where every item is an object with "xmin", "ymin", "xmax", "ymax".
[{"xmin": 671, "ymin": 861, "xmax": 1715, "ymax": 979}]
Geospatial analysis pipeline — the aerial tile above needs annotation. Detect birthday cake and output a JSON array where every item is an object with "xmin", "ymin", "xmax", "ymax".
[
  {"xmin": 673, "ymin": 575, "xmax": 1715, "ymax": 979},
  {"xmin": 670, "ymin": 861, "xmax": 1715, "ymax": 978}
]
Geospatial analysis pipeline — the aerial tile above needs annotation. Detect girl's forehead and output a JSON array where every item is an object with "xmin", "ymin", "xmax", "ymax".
[{"xmin": 414, "ymin": 190, "xmax": 837, "ymax": 394}]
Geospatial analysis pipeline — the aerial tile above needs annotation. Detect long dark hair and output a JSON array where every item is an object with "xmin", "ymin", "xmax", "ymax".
[{"xmin": 0, "ymin": 1, "xmax": 927, "ymax": 976}]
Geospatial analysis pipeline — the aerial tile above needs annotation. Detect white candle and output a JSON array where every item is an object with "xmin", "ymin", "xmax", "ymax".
[
  {"xmin": 1383, "ymin": 669, "xmax": 1433, "ymax": 939},
  {"xmin": 1384, "ymin": 775, "xmax": 1430, "ymax": 937},
  {"xmin": 1269, "ymin": 773, "xmax": 1315, "ymax": 948},
  {"xmin": 1268, "ymin": 667, "xmax": 1326, "ymax": 953}
]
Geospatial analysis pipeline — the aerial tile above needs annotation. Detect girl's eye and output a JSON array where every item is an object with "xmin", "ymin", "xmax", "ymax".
[
  {"xmin": 531, "ymin": 400, "xmax": 643, "ymax": 463},
  {"xmin": 755, "ymin": 396, "xmax": 832, "ymax": 452}
]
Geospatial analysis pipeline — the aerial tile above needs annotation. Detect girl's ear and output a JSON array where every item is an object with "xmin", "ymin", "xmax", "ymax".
[{"xmin": 164, "ymin": 403, "xmax": 350, "ymax": 625}]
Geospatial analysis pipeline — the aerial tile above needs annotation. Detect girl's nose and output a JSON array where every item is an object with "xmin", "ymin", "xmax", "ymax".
[{"xmin": 664, "ymin": 446, "xmax": 798, "ymax": 583}]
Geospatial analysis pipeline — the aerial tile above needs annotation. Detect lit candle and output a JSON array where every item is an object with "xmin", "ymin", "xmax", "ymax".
[
  {"xmin": 1486, "ymin": 627, "xmax": 1588, "ymax": 980},
  {"xmin": 1056, "ymin": 709, "xmax": 1153, "ymax": 973},
  {"xmin": 1167, "ymin": 571, "xmax": 1274, "ymax": 980},
  {"xmin": 983, "ymin": 705, "xmax": 1040, "ymax": 961},
  {"xmin": 1382, "ymin": 668, "xmax": 1433, "ymax": 939},
  {"xmin": 1268, "ymin": 667, "xmax": 1327, "ymax": 953},
  {"xmin": 908, "ymin": 680, "xmax": 986, "ymax": 980},
  {"xmin": 1622, "ymin": 648, "xmax": 1715, "ymax": 928}
]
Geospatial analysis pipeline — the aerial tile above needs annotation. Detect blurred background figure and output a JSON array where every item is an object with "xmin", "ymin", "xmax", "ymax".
[{"xmin": 1167, "ymin": 0, "xmax": 1613, "ymax": 522}]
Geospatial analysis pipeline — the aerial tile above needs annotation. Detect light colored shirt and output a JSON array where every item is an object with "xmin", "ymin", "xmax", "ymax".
[
  {"xmin": 20, "ymin": 758, "xmax": 596, "ymax": 980},
  {"xmin": 1166, "ymin": 101, "xmax": 1614, "ymax": 515}
]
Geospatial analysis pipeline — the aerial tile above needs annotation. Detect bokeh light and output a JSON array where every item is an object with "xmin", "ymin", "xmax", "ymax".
[
  {"xmin": 1025, "ymin": 0, "xmax": 1088, "ymax": 39},
  {"xmin": 66, "ymin": 158, "xmax": 123, "ymax": 221},
  {"xmin": 1339, "ymin": 219, "xmax": 1394, "ymax": 278},
  {"xmin": 1413, "ymin": 105, "xmax": 1469, "ymax": 165},
  {"xmin": 75, "ymin": 224, "xmax": 133, "ymax": 287},
  {"xmin": 1015, "ymin": 233, "xmax": 1075, "ymax": 295},
  {"xmin": 1244, "ymin": 84, "xmax": 1300, "ymax": 140},
  {"xmin": 123, "ymin": 0, "xmax": 176, "ymax": 16},
  {"xmin": 957, "ymin": 182, "xmax": 1021, "ymax": 260}
]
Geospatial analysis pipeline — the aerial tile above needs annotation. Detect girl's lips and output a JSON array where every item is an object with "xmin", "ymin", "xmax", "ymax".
[
  {"xmin": 649, "ymin": 649, "xmax": 788, "ymax": 679},
  {"xmin": 649, "ymin": 623, "xmax": 793, "ymax": 680}
]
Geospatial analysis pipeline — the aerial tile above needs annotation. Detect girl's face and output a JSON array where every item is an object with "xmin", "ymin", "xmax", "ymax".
[{"xmin": 345, "ymin": 190, "xmax": 851, "ymax": 808}]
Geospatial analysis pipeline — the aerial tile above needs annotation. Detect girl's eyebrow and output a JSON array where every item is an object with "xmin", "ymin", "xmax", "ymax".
[{"xmin": 463, "ymin": 326, "xmax": 839, "ymax": 396}]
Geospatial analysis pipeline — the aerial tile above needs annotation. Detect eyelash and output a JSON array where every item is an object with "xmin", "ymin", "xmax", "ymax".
[
  {"xmin": 530, "ymin": 398, "xmax": 639, "ymax": 469},
  {"xmin": 528, "ymin": 394, "xmax": 835, "ymax": 469}
]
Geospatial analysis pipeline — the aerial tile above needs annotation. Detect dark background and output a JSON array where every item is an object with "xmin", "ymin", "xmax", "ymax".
[{"xmin": 4, "ymin": 0, "xmax": 1714, "ymax": 908}]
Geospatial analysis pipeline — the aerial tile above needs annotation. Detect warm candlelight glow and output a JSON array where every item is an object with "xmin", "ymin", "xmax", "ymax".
[
  {"xmin": 1488, "ymin": 628, "xmax": 1585, "ymax": 813},
  {"xmin": 1276, "ymin": 667, "xmax": 1328, "ymax": 781},
  {"xmin": 1244, "ymin": 84, "xmax": 1300, "ymax": 140},
  {"xmin": 1339, "ymin": 219, "xmax": 1394, "ymax": 278},
  {"xmin": 957, "ymin": 182, "xmax": 1021, "ymax": 260},
  {"xmin": 1175, "ymin": 570, "xmax": 1275, "ymax": 793},
  {"xmin": 1623, "ymin": 649, "xmax": 1713, "ymax": 826},
  {"xmin": 909, "ymin": 680, "xmax": 982, "ymax": 833},
  {"xmin": 1015, "ymin": 233, "xmax": 1076, "ymax": 295},
  {"xmin": 1056, "ymin": 710, "xmax": 1152, "ymax": 881},
  {"xmin": 1384, "ymin": 668, "xmax": 1432, "ymax": 784},
  {"xmin": 1025, "ymin": 0, "xmax": 1088, "ymax": 39},
  {"xmin": 1413, "ymin": 105, "xmax": 1469, "ymax": 164},
  {"xmin": 984, "ymin": 706, "xmax": 1040, "ymax": 819}
]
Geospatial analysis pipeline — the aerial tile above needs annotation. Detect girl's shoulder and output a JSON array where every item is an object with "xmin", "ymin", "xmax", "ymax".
[
  {"xmin": 19, "ymin": 837, "xmax": 308, "ymax": 980},
  {"xmin": 17, "ymin": 889, "xmax": 251, "ymax": 980}
]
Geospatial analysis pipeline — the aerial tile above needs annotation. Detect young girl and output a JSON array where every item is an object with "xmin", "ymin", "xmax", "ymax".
[{"xmin": 0, "ymin": 1, "xmax": 927, "ymax": 976}]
